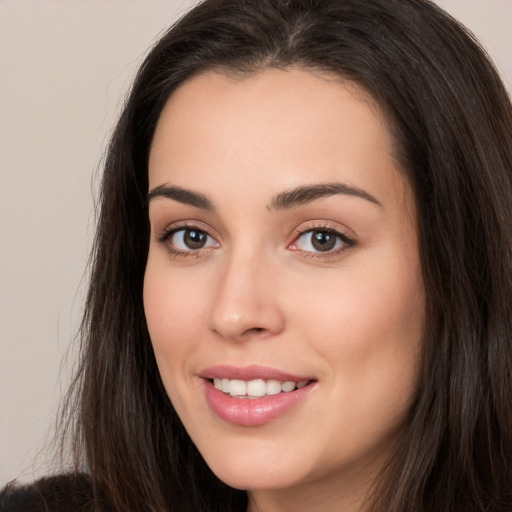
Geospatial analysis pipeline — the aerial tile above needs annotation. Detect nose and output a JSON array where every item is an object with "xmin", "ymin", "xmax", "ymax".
[{"xmin": 208, "ymin": 250, "xmax": 285, "ymax": 342}]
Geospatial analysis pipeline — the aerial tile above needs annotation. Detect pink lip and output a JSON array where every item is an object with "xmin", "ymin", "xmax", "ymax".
[
  {"xmin": 199, "ymin": 365, "xmax": 316, "ymax": 427},
  {"xmin": 198, "ymin": 364, "xmax": 312, "ymax": 382}
]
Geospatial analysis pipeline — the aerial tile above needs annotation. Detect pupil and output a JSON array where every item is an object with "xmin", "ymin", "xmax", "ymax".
[
  {"xmin": 184, "ymin": 230, "xmax": 206, "ymax": 249},
  {"xmin": 312, "ymin": 231, "xmax": 336, "ymax": 251}
]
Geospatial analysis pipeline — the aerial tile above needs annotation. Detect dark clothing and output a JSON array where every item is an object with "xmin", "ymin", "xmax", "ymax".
[{"xmin": 0, "ymin": 474, "xmax": 110, "ymax": 512}]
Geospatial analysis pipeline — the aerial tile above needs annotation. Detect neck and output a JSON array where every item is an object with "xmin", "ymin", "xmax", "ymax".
[{"xmin": 246, "ymin": 465, "xmax": 379, "ymax": 512}]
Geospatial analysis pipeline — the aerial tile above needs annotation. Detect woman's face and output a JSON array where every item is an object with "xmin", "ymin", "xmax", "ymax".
[{"xmin": 144, "ymin": 69, "xmax": 425, "ymax": 510}]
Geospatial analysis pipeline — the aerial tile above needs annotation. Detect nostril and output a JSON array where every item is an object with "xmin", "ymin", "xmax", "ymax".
[
  {"xmin": 246, "ymin": 327, "xmax": 265, "ymax": 335},
  {"xmin": 208, "ymin": 297, "xmax": 286, "ymax": 341}
]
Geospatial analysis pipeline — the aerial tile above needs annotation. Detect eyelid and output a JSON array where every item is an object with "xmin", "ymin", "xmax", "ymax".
[
  {"xmin": 157, "ymin": 221, "xmax": 220, "ymax": 258},
  {"xmin": 154, "ymin": 219, "xmax": 354, "ymax": 260},
  {"xmin": 288, "ymin": 222, "xmax": 355, "ymax": 257},
  {"xmin": 156, "ymin": 220, "xmax": 216, "ymax": 242}
]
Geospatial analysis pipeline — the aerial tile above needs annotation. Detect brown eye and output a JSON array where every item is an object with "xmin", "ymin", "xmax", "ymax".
[
  {"xmin": 183, "ymin": 229, "xmax": 207, "ymax": 249},
  {"xmin": 292, "ymin": 228, "xmax": 353, "ymax": 254},
  {"xmin": 311, "ymin": 231, "xmax": 337, "ymax": 252},
  {"xmin": 166, "ymin": 228, "xmax": 218, "ymax": 252}
]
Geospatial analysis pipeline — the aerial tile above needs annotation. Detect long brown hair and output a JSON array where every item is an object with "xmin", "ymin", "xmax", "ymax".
[{"xmin": 62, "ymin": 0, "xmax": 512, "ymax": 510}]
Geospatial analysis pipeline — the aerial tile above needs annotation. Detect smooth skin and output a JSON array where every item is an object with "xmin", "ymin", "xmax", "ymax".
[{"xmin": 144, "ymin": 68, "xmax": 425, "ymax": 512}]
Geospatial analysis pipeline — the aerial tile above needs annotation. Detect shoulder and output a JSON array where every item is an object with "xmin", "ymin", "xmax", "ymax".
[{"xmin": 0, "ymin": 473, "xmax": 107, "ymax": 512}]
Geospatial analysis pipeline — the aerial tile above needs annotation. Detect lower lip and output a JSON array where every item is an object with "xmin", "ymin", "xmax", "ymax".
[{"xmin": 203, "ymin": 380, "xmax": 314, "ymax": 426}]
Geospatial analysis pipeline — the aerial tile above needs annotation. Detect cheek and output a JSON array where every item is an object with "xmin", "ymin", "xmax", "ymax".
[
  {"xmin": 287, "ymin": 251, "xmax": 424, "ymax": 402},
  {"xmin": 143, "ymin": 260, "xmax": 209, "ymax": 383},
  {"xmin": 290, "ymin": 265, "xmax": 423, "ymax": 350}
]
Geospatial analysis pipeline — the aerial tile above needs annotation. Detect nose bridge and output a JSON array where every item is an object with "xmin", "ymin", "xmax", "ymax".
[{"xmin": 208, "ymin": 242, "xmax": 284, "ymax": 341}]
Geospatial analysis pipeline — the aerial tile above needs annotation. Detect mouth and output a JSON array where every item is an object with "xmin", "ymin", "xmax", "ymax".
[
  {"xmin": 199, "ymin": 365, "xmax": 316, "ymax": 426},
  {"xmin": 211, "ymin": 377, "xmax": 310, "ymax": 398}
]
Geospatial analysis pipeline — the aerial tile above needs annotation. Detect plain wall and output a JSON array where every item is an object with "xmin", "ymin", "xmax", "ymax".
[{"xmin": 1, "ymin": 0, "xmax": 511, "ymax": 484}]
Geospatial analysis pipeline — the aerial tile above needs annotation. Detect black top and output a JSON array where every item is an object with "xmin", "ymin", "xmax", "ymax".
[{"xmin": 0, "ymin": 474, "xmax": 113, "ymax": 512}]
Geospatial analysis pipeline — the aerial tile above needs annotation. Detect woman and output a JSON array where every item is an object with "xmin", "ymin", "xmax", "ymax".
[{"xmin": 2, "ymin": 0, "xmax": 512, "ymax": 511}]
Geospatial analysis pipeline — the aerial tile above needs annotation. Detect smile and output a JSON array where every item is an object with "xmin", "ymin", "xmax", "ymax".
[
  {"xmin": 213, "ymin": 378, "xmax": 309, "ymax": 398},
  {"xmin": 199, "ymin": 366, "xmax": 316, "ymax": 426}
]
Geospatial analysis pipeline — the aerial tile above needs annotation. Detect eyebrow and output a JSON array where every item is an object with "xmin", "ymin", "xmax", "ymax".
[
  {"xmin": 147, "ymin": 184, "xmax": 215, "ymax": 211},
  {"xmin": 147, "ymin": 181, "xmax": 382, "ymax": 212},
  {"xmin": 268, "ymin": 182, "xmax": 382, "ymax": 211}
]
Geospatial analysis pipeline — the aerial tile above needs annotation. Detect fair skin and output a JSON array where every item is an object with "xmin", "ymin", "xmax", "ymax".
[{"xmin": 144, "ymin": 68, "xmax": 425, "ymax": 512}]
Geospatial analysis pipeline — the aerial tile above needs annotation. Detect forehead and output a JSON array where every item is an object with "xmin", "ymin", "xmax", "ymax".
[
  {"xmin": 148, "ymin": 68, "xmax": 409, "ymax": 210},
  {"xmin": 152, "ymin": 68, "xmax": 387, "ymax": 146}
]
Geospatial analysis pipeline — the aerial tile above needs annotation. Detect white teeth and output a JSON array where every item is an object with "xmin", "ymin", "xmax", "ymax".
[
  {"xmin": 213, "ymin": 377, "xmax": 309, "ymax": 397},
  {"xmin": 229, "ymin": 379, "xmax": 247, "ymax": 396},
  {"xmin": 247, "ymin": 379, "xmax": 266, "ymax": 397},
  {"xmin": 281, "ymin": 381, "xmax": 296, "ymax": 392},
  {"xmin": 266, "ymin": 379, "xmax": 282, "ymax": 395}
]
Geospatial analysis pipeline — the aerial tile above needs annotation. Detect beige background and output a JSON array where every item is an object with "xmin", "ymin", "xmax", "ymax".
[{"xmin": 1, "ymin": 0, "xmax": 511, "ymax": 484}]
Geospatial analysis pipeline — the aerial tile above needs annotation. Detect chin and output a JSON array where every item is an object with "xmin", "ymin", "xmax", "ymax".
[
  {"xmin": 199, "ymin": 442, "xmax": 307, "ymax": 492},
  {"xmin": 211, "ymin": 464, "xmax": 302, "ymax": 492}
]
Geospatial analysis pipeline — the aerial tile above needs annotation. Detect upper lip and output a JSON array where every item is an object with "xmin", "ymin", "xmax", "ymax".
[{"xmin": 198, "ymin": 364, "xmax": 314, "ymax": 382}]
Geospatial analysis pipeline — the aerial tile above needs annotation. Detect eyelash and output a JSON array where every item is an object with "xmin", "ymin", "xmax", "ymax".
[
  {"xmin": 158, "ymin": 224, "xmax": 218, "ymax": 259},
  {"xmin": 157, "ymin": 223, "xmax": 355, "ymax": 259},
  {"xmin": 290, "ymin": 225, "xmax": 355, "ymax": 259}
]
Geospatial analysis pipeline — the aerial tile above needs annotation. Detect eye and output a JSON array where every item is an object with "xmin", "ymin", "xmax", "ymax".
[
  {"xmin": 290, "ymin": 228, "xmax": 354, "ymax": 254},
  {"xmin": 161, "ymin": 227, "xmax": 219, "ymax": 253}
]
